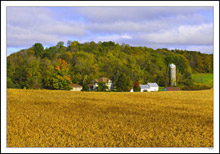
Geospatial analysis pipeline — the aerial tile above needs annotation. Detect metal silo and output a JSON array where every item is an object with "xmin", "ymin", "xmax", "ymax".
[{"xmin": 169, "ymin": 63, "xmax": 176, "ymax": 87}]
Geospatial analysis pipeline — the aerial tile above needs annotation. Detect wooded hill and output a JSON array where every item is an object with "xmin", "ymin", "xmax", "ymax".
[{"xmin": 7, "ymin": 41, "xmax": 213, "ymax": 90}]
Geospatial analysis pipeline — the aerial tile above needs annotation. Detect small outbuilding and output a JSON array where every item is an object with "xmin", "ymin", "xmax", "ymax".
[
  {"xmin": 70, "ymin": 84, "xmax": 82, "ymax": 91},
  {"xmin": 163, "ymin": 87, "xmax": 180, "ymax": 91}
]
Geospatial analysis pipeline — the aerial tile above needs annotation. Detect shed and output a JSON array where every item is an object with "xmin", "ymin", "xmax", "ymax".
[{"xmin": 70, "ymin": 84, "xmax": 82, "ymax": 91}]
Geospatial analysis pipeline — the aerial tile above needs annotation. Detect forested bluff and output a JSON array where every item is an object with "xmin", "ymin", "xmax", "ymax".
[{"xmin": 7, "ymin": 41, "xmax": 213, "ymax": 90}]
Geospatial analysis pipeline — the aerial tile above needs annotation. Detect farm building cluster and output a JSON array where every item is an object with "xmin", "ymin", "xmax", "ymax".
[
  {"xmin": 69, "ymin": 63, "xmax": 180, "ymax": 92},
  {"xmin": 70, "ymin": 77, "xmax": 180, "ymax": 92},
  {"xmin": 70, "ymin": 77, "xmax": 113, "ymax": 92}
]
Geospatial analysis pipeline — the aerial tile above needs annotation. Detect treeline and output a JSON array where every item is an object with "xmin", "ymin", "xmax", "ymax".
[{"xmin": 7, "ymin": 41, "xmax": 213, "ymax": 90}]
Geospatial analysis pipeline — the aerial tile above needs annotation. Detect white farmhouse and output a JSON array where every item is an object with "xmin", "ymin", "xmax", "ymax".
[
  {"xmin": 140, "ymin": 83, "xmax": 159, "ymax": 92},
  {"xmin": 93, "ymin": 77, "xmax": 113, "ymax": 91}
]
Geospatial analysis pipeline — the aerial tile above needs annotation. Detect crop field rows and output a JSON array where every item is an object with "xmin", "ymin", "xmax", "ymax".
[{"xmin": 7, "ymin": 89, "xmax": 213, "ymax": 147}]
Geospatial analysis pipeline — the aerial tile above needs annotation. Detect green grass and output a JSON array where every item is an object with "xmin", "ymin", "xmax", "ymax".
[{"xmin": 192, "ymin": 73, "xmax": 213, "ymax": 86}]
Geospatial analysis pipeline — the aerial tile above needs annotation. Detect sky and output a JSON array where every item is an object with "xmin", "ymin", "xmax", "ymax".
[{"xmin": 6, "ymin": 6, "xmax": 214, "ymax": 55}]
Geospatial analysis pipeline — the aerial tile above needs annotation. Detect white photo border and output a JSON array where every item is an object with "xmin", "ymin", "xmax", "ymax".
[{"xmin": 1, "ymin": 1, "xmax": 219, "ymax": 153}]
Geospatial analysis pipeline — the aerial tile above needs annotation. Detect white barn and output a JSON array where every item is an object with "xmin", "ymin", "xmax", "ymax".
[
  {"xmin": 140, "ymin": 83, "xmax": 159, "ymax": 92},
  {"xmin": 140, "ymin": 84, "xmax": 150, "ymax": 92}
]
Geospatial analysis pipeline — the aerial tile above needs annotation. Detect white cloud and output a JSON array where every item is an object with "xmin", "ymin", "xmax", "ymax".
[
  {"xmin": 94, "ymin": 34, "xmax": 132, "ymax": 42},
  {"xmin": 138, "ymin": 23, "xmax": 213, "ymax": 45},
  {"xmin": 7, "ymin": 24, "xmax": 62, "ymax": 47},
  {"xmin": 6, "ymin": 6, "xmax": 214, "ymax": 54},
  {"xmin": 38, "ymin": 21, "xmax": 86, "ymax": 36},
  {"xmin": 86, "ymin": 13, "xmax": 210, "ymax": 35},
  {"xmin": 7, "ymin": 7, "xmax": 86, "ymax": 48},
  {"xmin": 75, "ymin": 7, "xmax": 212, "ymax": 23},
  {"xmin": 7, "ymin": 7, "xmax": 53, "ymax": 27}
]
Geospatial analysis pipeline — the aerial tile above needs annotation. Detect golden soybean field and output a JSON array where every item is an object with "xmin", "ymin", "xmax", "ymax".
[{"xmin": 7, "ymin": 89, "xmax": 213, "ymax": 147}]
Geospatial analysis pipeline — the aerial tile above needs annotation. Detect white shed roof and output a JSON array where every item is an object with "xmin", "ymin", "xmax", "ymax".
[{"xmin": 147, "ymin": 83, "xmax": 159, "ymax": 87}]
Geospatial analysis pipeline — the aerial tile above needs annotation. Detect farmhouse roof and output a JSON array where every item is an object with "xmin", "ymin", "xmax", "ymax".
[
  {"xmin": 140, "ymin": 84, "xmax": 150, "ymax": 89},
  {"xmin": 164, "ymin": 87, "xmax": 180, "ymax": 91},
  {"xmin": 94, "ymin": 77, "xmax": 111, "ymax": 83},
  {"xmin": 147, "ymin": 83, "xmax": 159, "ymax": 87},
  {"xmin": 69, "ymin": 84, "xmax": 82, "ymax": 88}
]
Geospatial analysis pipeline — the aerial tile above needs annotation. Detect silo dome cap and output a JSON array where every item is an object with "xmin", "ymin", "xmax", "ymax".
[{"xmin": 169, "ymin": 63, "xmax": 176, "ymax": 67}]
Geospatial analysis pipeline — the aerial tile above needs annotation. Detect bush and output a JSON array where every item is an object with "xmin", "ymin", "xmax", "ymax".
[{"xmin": 113, "ymin": 88, "xmax": 117, "ymax": 92}]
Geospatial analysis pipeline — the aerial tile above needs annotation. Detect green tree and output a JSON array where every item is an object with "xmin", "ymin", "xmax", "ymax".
[
  {"xmin": 116, "ymin": 73, "xmax": 133, "ymax": 92},
  {"xmin": 39, "ymin": 58, "xmax": 54, "ymax": 89},
  {"xmin": 21, "ymin": 56, "xmax": 42, "ymax": 89},
  {"xmin": 68, "ymin": 41, "xmax": 80, "ymax": 52},
  {"xmin": 82, "ymin": 83, "xmax": 90, "ymax": 91},
  {"xmin": 33, "ymin": 43, "xmax": 44, "ymax": 58},
  {"xmin": 7, "ymin": 59, "xmax": 14, "ymax": 88},
  {"xmin": 126, "ymin": 76, "xmax": 133, "ymax": 91},
  {"xmin": 55, "ymin": 41, "xmax": 66, "ymax": 54}
]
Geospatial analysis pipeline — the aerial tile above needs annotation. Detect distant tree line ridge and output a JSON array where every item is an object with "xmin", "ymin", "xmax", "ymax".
[{"xmin": 7, "ymin": 41, "xmax": 213, "ymax": 90}]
